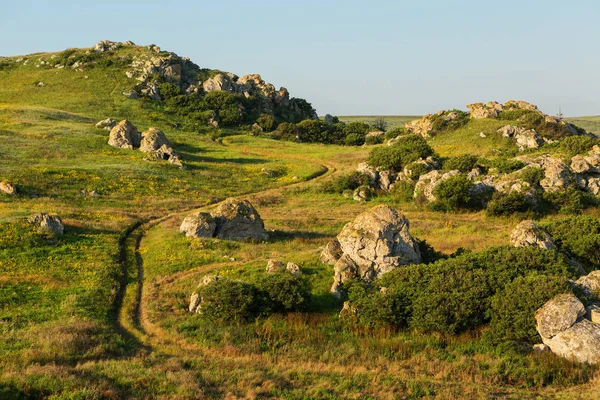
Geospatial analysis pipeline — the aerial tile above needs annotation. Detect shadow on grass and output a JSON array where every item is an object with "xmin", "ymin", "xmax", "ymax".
[{"xmin": 268, "ymin": 230, "xmax": 330, "ymax": 242}]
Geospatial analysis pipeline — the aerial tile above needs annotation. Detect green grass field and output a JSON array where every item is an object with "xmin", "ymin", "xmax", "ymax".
[
  {"xmin": 1, "ymin": 44, "xmax": 600, "ymax": 399},
  {"xmin": 566, "ymin": 115, "xmax": 600, "ymax": 135}
]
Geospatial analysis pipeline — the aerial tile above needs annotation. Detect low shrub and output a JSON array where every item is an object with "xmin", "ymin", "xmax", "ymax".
[
  {"xmin": 322, "ymin": 171, "xmax": 370, "ymax": 194},
  {"xmin": 404, "ymin": 162, "xmax": 430, "ymax": 180},
  {"xmin": 198, "ymin": 279, "xmax": 262, "ymax": 323},
  {"xmin": 482, "ymin": 158, "xmax": 526, "ymax": 174},
  {"xmin": 258, "ymin": 272, "xmax": 310, "ymax": 313},
  {"xmin": 344, "ymin": 133, "xmax": 366, "ymax": 146},
  {"xmin": 365, "ymin": 134, "xmax": 384, "ymax": 145},
  {"xmin": 429, "ymin": 109, "xmax": 470, "ymax": 132},
  {"xmin": 498, "ymin": 109, "xmax": 534, "ymax": 121},
  {"xmin": 391, "ymin": 180, "xmax": 416, "ymax": 202},
  {"xmin": 542, "ymin": 187, "xmax": 594, "ymax": 215},
  {"xmin": 346, "ymin": 279, "xmax": 409, "ymax": 328},
  {"xmin": 443, "ymin": 155, "xmax": 479, "ymax": 173},
  {"xmin": 560, "ymin": 136, "xmax": 598, "ymax": 157},
  {"xmin": 489, "ymin": 273, "xmax": 572, "ymax": 343},
  {"xmin": 486, "ymin": 191, "xmax": 531, "ymax": 216},
  {"xmin": 543, "ymin": 216, "xmax": 600, "ymax": 270},
  {"xmin": 385, "ymin": 127, "xmax": 405, "ymax": 140},
  {"xmin": 257, "ymin": 113, "xmax": 277, "ymax": 132},
  {"xmin": 367, "ymin": 135, "xmax": 435, "ymax": 172},
  {"xmin": 431, "ymin": 174, "xmax": 474, "ymax": 211},
  {"xmin": 518, "ymin": 166, "xmax": 545, "ymax": 186}
]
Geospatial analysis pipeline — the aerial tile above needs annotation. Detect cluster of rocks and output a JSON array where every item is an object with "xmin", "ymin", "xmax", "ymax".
[
  {"xmin": 94, "ymin": 40, "xmax": 135, "ymax": 52},
  {"xmin": 119, "ymin": 42, "xmax": 316, "ymax": 124},
  {"xmin": 403, "ymin": 100, "xmax": 583, "ymax": 143},
  {"xmin": 28, "ymin": 213, "xmax": 64, "ymax": 236},
  {"xmin": 265, "ymin": 259, "xmax": 301, "ymax": 275},
  {"xmin": 498, "ymin": 125, "xmax": 548, "ymax": 151},
  {"xmin": 104, "ymin": 120, "xmax": 183, "ymax": 168},
  {"xmin": 320, "ymin": 205, "xmax": 421, "ymax": 297},
  {"xmin": 535, "ymin": 276, "xmax": 600, "ymax": 364},
  {"xmin": 180, "ymin": 198, "xmax": 268, "ymax": 241},
  {"xmin": 353, "ymin": 145, "xmax": 600, "ymax": 205}
]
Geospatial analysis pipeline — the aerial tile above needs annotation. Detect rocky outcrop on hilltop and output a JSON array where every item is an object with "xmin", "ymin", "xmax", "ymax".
[{"xmin": 322, "ymin": 205, "xmax": 421, "ymax": 297}]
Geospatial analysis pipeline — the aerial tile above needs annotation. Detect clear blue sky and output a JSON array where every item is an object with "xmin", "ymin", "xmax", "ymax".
[{"xmin": 2, "ymin": 0, "xmax": 599, "ymax": 116}]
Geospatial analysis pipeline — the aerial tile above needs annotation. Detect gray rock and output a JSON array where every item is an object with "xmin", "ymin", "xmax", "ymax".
[
  {"xmin": 542, "ymin": 319, "xmax": 600, "ymax": 364},
  {"xmin": 532, "ymin": 343, "xmax": 551, "ymax": 353},
  {"xmin": 140, "ymin": 128, "xmax": 169, "ymax": 153},
  {"xmin": 510, "ymin": 220, "xmax": 556, "ymax": 250},
  {"xmin": 320, "ymin": 239, "xmax": 343, "ymax": 265},
  {"xmin": 95, "ymin": 118, "xmax": 116, "ymax": 131},
  {"xmin": 586, "ymin": 304, "xmax": 600, "ymax": 324},
  {"xmin": 286, "ymin": 262, "xmax": 301, "ymax": 275},
  {"xmin": 414, "ymin": 170, "xmax": 459, "ymax": 201},
  {"xmin": 539, "ymin": 156, "xmax": 573, "ymax": 192},
  {"xmin": 576, "ymin": 271, "xmax": 600, "ymax": 299},
  {"xmin": 266, "ymin": 259, "xmax": 283, "ymax": 273},
  {"xmin": 153, "ymin": 144, "xmax": 183, "ymax": 168},
  {"xmin": 535, "ymin": 294, "xmax": 585, "ymax": 339},
  {"xmin": 211, "ymin": 198, "xmax": 268, "ymax": 241},
  {"xmin": 356, "ymin": 162, "xmax": 379, "ymax": 186},
  {"xmin": 179, "ymin": 212, "xmax": 216, "ymax": 238},
  {"xmin": 28, "ymin": 213, "xmax": 64, "ymax": 236},
  {"xmin": 189, "ymin": 275, "xmax": 221, "ymax": 313},
  {"xmin": 353, "ymin": 185, "xmax": 371, "ymax": 202},
  {"xmin": 108, "ymin": 120, "xmax": 141, "ymax": 149},
  {"xmin": 378, "ymin": 170, "xmax": 394, "ymax": 191},
  {"xmin": 330, "ymin": 205, "xmax": 421, "ymax": 296}
]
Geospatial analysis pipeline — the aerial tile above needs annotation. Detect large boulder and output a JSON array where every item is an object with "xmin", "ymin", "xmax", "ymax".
[
  {"xmin": 575, "ymin": 271, "xmax": 600, "ymax": 299},
  {"xmin": 153, "ymin": 144, "xmax": 183, "ymax": 168},
  {"xmin": 539, "ymin": 156, "xmax": 573, "ymax": 192},
  {"xmin": 514, "ymin": 129, "xmax": 544, "ymax": 151},
  {"xmin": 405, "ymin": 115, "xmax": 434, "ymax": 137},
  {"xmin": 535, "ymin": 294, "xmax": 585, "ymax": 339},
  {"xmin": 329, "ymin": 205, "xmax": 421, "ymax": 295},
  {"xmin": 140, "ymin": 127, "xmax": 169, "ymax": 153},
  {"xmin": 571, "ymin": 145, "xmax": 600, "ymax": 174},
  {"xmin": 320, "ymin": 239, "xmax": 343, "ymax": 264},
  {"xmin": 108, "ymin": 120, "xmax": 141, "ymax": 149},
  {"xmin": 510, "ymin": 220, "xmax": 556, "ymax": 250},
  {"xmin": 211, "ymin": 198, "xmax": 268, "ymax": 241},
  {"xmin": 535, "ymin": 292, "xmax": 600, "ymax": 364},
  {"xmin": 28, "ymin": 213, "xmax": 64, "ymax": 235},
  {"xmin": 179, "ymin": 212, "xmax": 216, "ymax": 238}
]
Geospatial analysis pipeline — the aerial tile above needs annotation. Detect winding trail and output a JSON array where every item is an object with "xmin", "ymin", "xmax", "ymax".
[{"xmin": 114, "ymin": 139, "xmax": 338, "ymax": 351}]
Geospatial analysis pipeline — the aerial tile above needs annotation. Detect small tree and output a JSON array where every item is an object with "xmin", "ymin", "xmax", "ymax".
[{"xmin": 373, "ymin": 116, "xmax": 388, "ymax": 132}]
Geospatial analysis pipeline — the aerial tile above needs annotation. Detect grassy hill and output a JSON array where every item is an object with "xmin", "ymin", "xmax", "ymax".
[{"xmin": 1, "ymin": 43, "xmax": 600, "ymax": 399}]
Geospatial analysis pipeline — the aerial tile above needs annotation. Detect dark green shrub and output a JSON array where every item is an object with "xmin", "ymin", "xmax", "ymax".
[
  {"xmin": 385, "ymin": 127, "xmax": 405, "ymax": 140},
  {"xmin": 482, "ymin": 158, "xmax": 526, "ymax": 174},
  {"xmin": 157, "ymin": 82, "xmax": 182, "ymax": 100},
  {"xmin": 257, "ymin": 113, "xmax": 277, "ymax": 132},
  {"xmin": 443, "ymin": 155, "xmax": 479, "ymax": 173},
  {"xmin": 258, "ymin": 272, "xmax": 310, "ymax": 313},
  {"xmin": 346, "ymin": 279, "xmax": 410, "ymax": 328},
  {"xmin": 498, "ymin": 109, "xmax": 535, "ymax": 121},
  {"xmin": 429, "ymin": 109, "xmax": 469, "ymax": 132},
  {"xmin": 518, "ymin": 112, "xmax": 545, "ymax": 129},
  {"xmin": 274, "ymin": 97, "xmax": 316, "ymax": 123},
  {"xmin": 367, "ymin": 135, "xmax": 435, "ymax": 172},
  {"xmin": 489, "ymin": 273, "xmax": 571, "ymax": 343},
  {"xmin": 272, "ymin": 122, "xmax": 299, "ymax": 141},
  {"xmin": 431, "ymin": 175, "xmax": 474, "ymax": 211},
  {"xmin": 391, "ymin": 180, "xmax": 416, "ymax": 202},
  {"xmin": 198, "ymin": 279, "xmax": 261, "ymax": 323},
  {"xmin": 201, "ymin": 91, "xmax": 244, "ymax": 126},
  {"xmin": 405, "ymin": 162, "xmax": 430, "ymax": 180},
  {"xmin": 343, "ymin": 122, "xmax": 371, "ymax": 137},
  {"xmin": 323, "ymin": 171, "xmax": 370, "ymax": 193},
  {"xmin": 542, "ymin": 187, "xmax": 594, "ymax": 215},
  {"xmin": 486, "ymin": 191, "xmax": 531, "ymax": 216},
  {"xmin": 560, "ymin": 136, "xmax": 598, "ymax": 157},
  {"xmin": 543, "ymin": 216, "xmax": 600, "ymax": 270},
  {"xmin": 519, "ymin": 166, "xmax": 545, "ymax": 186},
  {"xmin": 365, "ymin": 134, "xmax": 384, "ymax": 145},
  {"xmin": 344, "ymin": 133, "xmax": 366, "ymax": 146}
]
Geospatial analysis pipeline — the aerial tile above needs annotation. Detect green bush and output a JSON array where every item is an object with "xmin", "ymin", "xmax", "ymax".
[
  {"xmin": 482, "ymin": 158, "xmax": 526, "ymax": 174},
  {"xmin": 367, "ymin": 135, "xmax": 435, "ymax": 172},
  {"xmin": 365, "ymin": 134, "xmax": 384, "ymax": 145},
  {"xmin": 404, "ymin": 162, "xmax": 431, "ymax": 180},
  {"xmin": 486, "ymin": 191, "xmax": 531, "ymax": 216},
  {"xmin": 431, "ymin": 175, "xmax": 474, "ymax": 211},
  {"xmin": 368, "ymin": 245, "xmax": 579, "ymax": 335},
  {"xmin": 198, "ymin": 279, "xmax": 262, "ymax": 323},
  {"xmin": 258, "ymin": 272, "xmax": 310, "ymax": 313},
  {"xmin": 346, "ymin": 279, "xmax": 410, "ymax": 328},
  {"xmin": 443, "ymin": 155, "xmax": 479, "ymax": 173},
  {"xmin": 518, "ymin": 166, "xmax": 545, "ymax": 186},
  {"xmin": 343, "ymin": 122, "xmax": 371, "ymax": 137},
  {"xmin": 498, "ymin": 109, "xmax": 534, "ymax": 121},
  {"xmin": 272, "ymin": 122, "xmax": 299, "ymax": 141},
  {"xmin": 385, "ymin": 127, "xmax": 405, "ymax": 140},
  {"xmin": 489, "ymin": 273, "xmax": 571, "ymax": 343},
  {"xmin": 391, "ymin": 180, "xmax": 416, "ymax": 202},
  {"xmin": 542, "ymin": 187, "xmax": 594, "ymax": 215},
  {"xmin": 344, "ymin": 133, "xmax": 366, "ymax": 146},
  {"xmin": 157, "ymin": 82, "xmax": 182, "ymax": 100},
  {"xmin": 429, "ymin": 110, "xmax": 470, "ymax": 132},
  {"xmin": 322, "ymin": 171, "xmax": 370, "ymax": 193},
  {"xmin": 543, "ymin": 216, "xmax": 600, "ymax": 270},
  {"xmin": 201, "ymin": 91, "xmax": 245, "ymax": 126},
  {"xmin": 257, "ymin": 113, "xmax": 277, "ymax": 132},
  {"xmin": 560, "ymin": 136, "xmax": 598, "ymax": 157}
]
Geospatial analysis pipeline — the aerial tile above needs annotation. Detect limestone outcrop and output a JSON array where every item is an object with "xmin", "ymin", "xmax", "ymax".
[
  {"xmin": 510, "ymin": 220, "xmax": 556, "ymax": 250},
  {"xmin": 325, "ymin": 205, "xmax": 421, "ymax": 296},
  {"xmin": 108, "ymin": 120, "xmax": 141, "ymax": 149}
]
